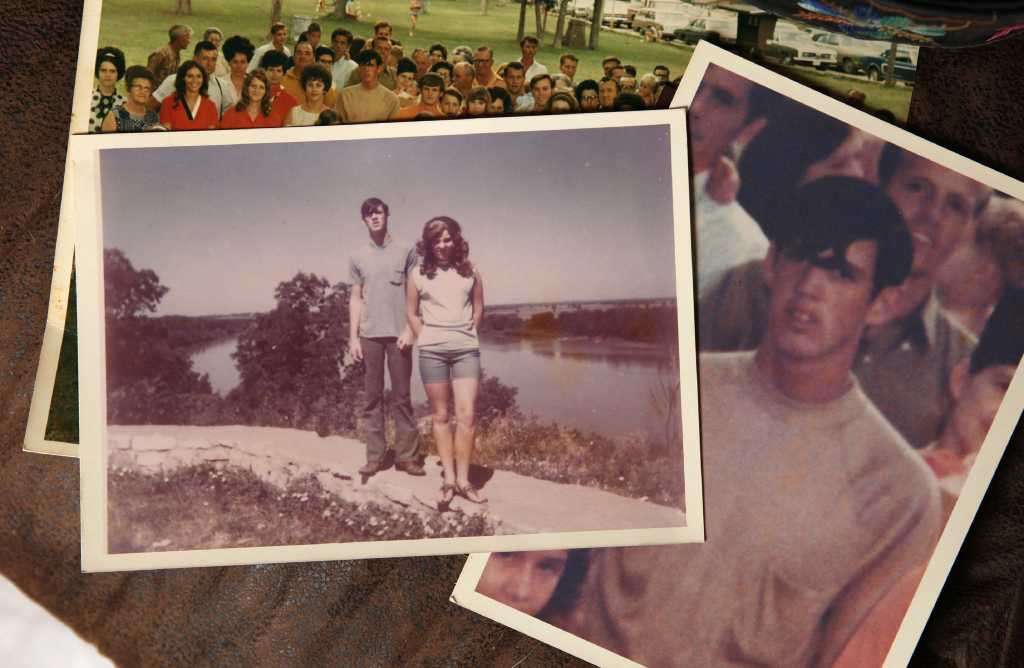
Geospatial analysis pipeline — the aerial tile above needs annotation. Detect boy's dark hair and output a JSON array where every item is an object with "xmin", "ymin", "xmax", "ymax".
[
  {"xmin": 599, "ymin": 75, "xmax": 620, "ymax": 93},
  {"xmin": 575, "ymin": 79, "xmax": 599, "ymax": 99},
  {"xmin": 315, "ymin": 109, "xmax": 340, "ymax": 126},
  {"xmin": 361, "ymin": 198, "xmax": 389, "ymax": 219},
  {"xmin": 488, "ymin": 86, "xmax": 512, "ymax": 111},
  {"xmin": 970, "ymin": 288, "xmax": 1024, "ymax": 374},
  {"xmin": 612, "ymin": 92, "xmax": 645, "ymax": 111},
  {"xmin": 624, "ymin": 64, "xmax": 637, "ymax": 77},
  {"xmin": 772, "ymin": 176, "xmax": 913, "ymax": 296},
  {"xmin": 308, "ymin": 22, "xmax": 322, "ymax": 34},
  {"xmin": 315, "ymin": 46, "xmax": 335, "ymax": 62},
  {"xmin": 260, "ymin": 49, "xmax": 289, "ymax": 70},
  {"xmin": 331, "ymin": 27, "xmax": 353, "ymax": 42},
  {"xmin": 397, "ymin": 57, "xmax": 417, "ymax": 76},
  {"xmin": 520, "ymin": 35, "xmax": 539, "ymax": 47},
  {"xmin": 193, "ymin": 40, "xmax": 217, "ymax": 56},
  {"xmin": 529, "ymin": 73, "xmax": 553, "ymax": 91},
  {"xmin": 418, "ymin": 72, "xmax": 444, "ymax": 90},
  {"xmin": 357, "ymin": 50, "xmax": 383, "ymax": 67}
]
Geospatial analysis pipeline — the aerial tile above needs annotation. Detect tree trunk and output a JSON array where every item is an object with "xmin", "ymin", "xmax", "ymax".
[
  {"xmin": 534, "ymin": 0, "xmax": 544, "ymax": 37},
  {"xmin": 552, "ymin": 0, "xmax": 569, "ymax": 47},
  {"xmin": 270, "ymin": 0, "xmax": 283, "ymax": 27},
  {"xmin": 517, "ymin": 0, "xmax": 528, "ymax": 42},
  {"xmin": 481, "ymin": 0, "xmax": 488, "ymax": 16},
  {"xmin": 589, "ymin": 0, "xmax": 604, "ymax": 49}
]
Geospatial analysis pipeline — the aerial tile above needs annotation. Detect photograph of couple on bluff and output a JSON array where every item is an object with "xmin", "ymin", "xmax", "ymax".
[{"xmin": 95, "ymin": 118, "xmax": 697, "ymax": 556}]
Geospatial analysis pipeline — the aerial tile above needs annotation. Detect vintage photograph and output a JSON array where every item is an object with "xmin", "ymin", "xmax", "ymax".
[
  {"xmin": 22, "ymin": 156, "xmax": 79, "ymax": 457},
  {"xmin": 70, "ymin": 0, "xmax": 916, "ymax": 135},
  {"xmin": 453, "ymin": 43, "xmax": 1024, "ymax": 668},
  {"xmin": 72, "ymin": 111, "xmax": 703, "ymax": 572}
]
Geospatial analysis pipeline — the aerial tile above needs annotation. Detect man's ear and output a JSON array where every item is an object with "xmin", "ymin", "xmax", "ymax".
[
  {"xmin": 762, "ymin": 243, "xmax": 778, "ymax": 288},
  {"xmin": 734, "ymin": 115, "xmax": 768, "ymax": 152},
  {"xmin": 949, "ymin": 358, "xmax": 970, "ymax": 402},
  {"xmin": 864, "ymin": 285, "xmax": 904, "ymax": 327}
]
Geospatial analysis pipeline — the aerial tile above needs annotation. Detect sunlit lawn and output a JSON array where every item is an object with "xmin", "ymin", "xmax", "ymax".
[{"xmin": 98, "ymin": 0, "xmax": 692, "ymax": 91}]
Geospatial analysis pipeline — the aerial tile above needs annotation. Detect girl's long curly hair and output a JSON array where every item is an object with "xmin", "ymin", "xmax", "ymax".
[
  {"xmin": 417, "ymin": 216, "xmax": 474, "ymax": 279},
  {"xmin": 236, "ymin": 69, "xmax": 273, "ymax": 117}
]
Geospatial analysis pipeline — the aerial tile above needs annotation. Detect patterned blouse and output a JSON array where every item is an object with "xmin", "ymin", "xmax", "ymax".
[
  {"xmin": 111, "ymin": 105, "xmax": 161, "ymax": 132},
  {"xmin": 90, "ymin": 88, "xmax": 125, "ymax": 133}
]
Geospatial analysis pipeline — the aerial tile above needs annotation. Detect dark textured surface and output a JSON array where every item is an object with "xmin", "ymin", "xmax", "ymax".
[{"xmin": 3, "ymin": 2, "xmax": 1024, "ymax": 666}]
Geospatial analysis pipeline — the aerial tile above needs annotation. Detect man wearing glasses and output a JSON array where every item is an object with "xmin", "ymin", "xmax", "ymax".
[{"xmin": 472, "ymin": 47, "xmax": 504, "ymax": 88}]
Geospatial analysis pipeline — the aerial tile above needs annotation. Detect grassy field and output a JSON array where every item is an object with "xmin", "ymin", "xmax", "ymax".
[{"xmin": 98, "ymin": 0, "xmax": 691, "ymax": 90}]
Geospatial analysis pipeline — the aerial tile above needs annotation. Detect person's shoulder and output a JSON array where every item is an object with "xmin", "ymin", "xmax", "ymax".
[{"xmin": 840, "ymin": 391, "xmax": 940, "ymax": 523}]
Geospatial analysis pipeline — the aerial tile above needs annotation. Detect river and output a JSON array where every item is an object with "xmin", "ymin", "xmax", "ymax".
[{"xmin": 190, "ymin": 336, "xmax": 683, "ymax": 441}]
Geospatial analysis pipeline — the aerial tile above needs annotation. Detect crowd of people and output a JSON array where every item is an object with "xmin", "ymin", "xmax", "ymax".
[
  {"xmin": 90, "ymin": 20, "xmax": 676, "ymax": 132},
  {"xmin": 475, "ymin": 64, "xmax": 1024, "ymax": 668}
]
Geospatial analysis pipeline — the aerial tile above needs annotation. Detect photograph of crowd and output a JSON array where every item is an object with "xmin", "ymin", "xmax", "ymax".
[
  {"xmin": 71, "ymin": 111, "xmax": 704, "ymax": 571},
  {"xmin": 458, "ymin": 54, "xmax": 1024, "ymax": 667},
  {"xmin": 87, "ymin": 17, "xmax": 675, "ymax": 133}
]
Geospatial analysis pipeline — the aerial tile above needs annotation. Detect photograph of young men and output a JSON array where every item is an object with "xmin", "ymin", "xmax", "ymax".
[{"xmin": 348, "ymin": 198, "xmax": 423, "ymax": 478}]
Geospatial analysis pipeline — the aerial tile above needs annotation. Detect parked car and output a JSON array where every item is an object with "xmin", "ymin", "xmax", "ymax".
[
  {"xmin": 631, "ymin": 0, "xmax": 706, "ymax": 38},
  {"xmin": 673, "ymin": 14, "xmax": 737, "ymax": 45},
  {"xmin": 761, "ymin": 22, "xmax": 838, "ymax": 69},
  {"xmin": 862, "ymin": 50, "xmax": 917, "ymax": 84},
  {"xmin": 810, "ymin": 32, "xmax": 892, "ymax": 73}
]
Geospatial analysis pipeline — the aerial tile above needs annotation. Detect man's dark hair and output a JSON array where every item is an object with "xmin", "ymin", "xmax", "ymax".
[
  {"xmin": 222, "ymin": 35, "xmax": 255, "ymax": 63},
  {"xmin": 357, "ymin": 50, "xmax": 384, "ymax": 67},
  {"xmin": 397, "ymin": 56, "xmax": 417, "ymax": 76},
  {"xmin": 520, "ymin": 35, "xmax": 539, "ymax": 47},
  {"xmin": 315, "ymin": 46, "xmax": 335, "ymax": 62},
  {"xmin": 613, "ymin": 93, "xmax": 645, "ymax": 111},
  {"xmin": 654, "ymin": 64, "xmax": 669, "ymax": 76},
  {"xmin": 297, "ymin": 31, "xmax": 310, "ymax": 44},
  {"xmin": 331, "ymin": 27, "xmax": 353, "ymax": 42},
  {"xmin": 970, "ymin": 288, "xmax": 1024, "ymax": 374},
  {"xmin": 559, "ymin": 53, "xmax": 578, "ymax": 65},
  {"xmin": 308, "ymin": 22, "xmax": 322, "ymax": 34},
  {"xmin": 95, "ymin": 46, "xmax": 126, "ymax": 79},
  {"xmin": 599, "ymin": 75, "xmax": 620, "ymax": 93},
  {"xmin": 193, "ymin": 40, "xmax": 217, "ymax": 57},
  {"xmin": 430, "ymin": 43, "xmax": 448, "ymax": 60},
  {"xmin": 772, "ymin": 176, "xmax": 913, "ymax": 295},
  {"xmin": 374, "ymin": 20, "xmax": 392, "ymax": 33},
  {"xmin": 878, "ymin": 144, "xmax": 991, "ymax": 216},
  {"xmin": 350, "ymin": 38, "xmax": 366, "ymax": 59},
  {"xmin": 624, "ymin": 64, "xmax": 637, "ymax": 77},
  {"xmin": 419, "ymin": 72, "xmax": 444, "ymax": 90},
  {"xmin": 361, "ymin": 198, "xmax": 389, "ymax": 219},
  {"xmin": 504, "ymin": 61, "xmax": 525, "ymax": 75},
  {"xmin": 300, "ymin": 63, "xmax": 332, "ymax": 91},
  {"xmin": 431, "ymin": 61, "xmax": 454, "ymax": 77},
  {"xmin": 260, "ymin": 49, "xmax": 289, "ymax": 70},
  {"xmin": 269, "ymin": 21, "xmax": 287, "ymax": 35},
  {"xmin": 529, "ymin": 73, "xmax": 553, "ymax": 91}
]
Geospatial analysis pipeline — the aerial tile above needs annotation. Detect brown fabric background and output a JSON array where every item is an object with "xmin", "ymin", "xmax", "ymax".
[{"xmin": 2, "ymin": 0, "xmax": 1022, "ymax": 662}]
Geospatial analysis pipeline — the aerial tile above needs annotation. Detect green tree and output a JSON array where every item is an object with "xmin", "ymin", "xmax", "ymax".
[
  {"xmin": 228, "ymin": 272, "xmax": 362, "ymax": 435},
  {"xmin": 104, "ymin": 248, "xmax": 213, "ymax": 424}
]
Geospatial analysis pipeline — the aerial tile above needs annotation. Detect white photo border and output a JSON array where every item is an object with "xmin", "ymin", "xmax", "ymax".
[
  {"xmin": 23, "ymin": 149, "xmax": 78, "ymax": 458},
  {"xmin": 453, "ymin": 41, "xmax": 1024, "ymax": 668},
  {"xmin": 73, "ymin": 110, "xmax": 706, "ymax": 572}
]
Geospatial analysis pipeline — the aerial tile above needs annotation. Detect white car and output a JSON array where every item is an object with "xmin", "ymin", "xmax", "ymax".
[
  {"xmin": 810, "ymin": 32, "xmax": 894, "ymax": 73},
  {"xmin": 762, "ymin": 22, "xmax": 838, "ymax": 68}
]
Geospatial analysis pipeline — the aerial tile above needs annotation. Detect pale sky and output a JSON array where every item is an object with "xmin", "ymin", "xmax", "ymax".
[{"xmin": 101, "ymin": 125, "xmax": 678, "ymax": 316}]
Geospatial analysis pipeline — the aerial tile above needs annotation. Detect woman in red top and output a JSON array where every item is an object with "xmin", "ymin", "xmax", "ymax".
[
  {"xmin": 220, "ymin": 70, "xmax": 283, "ymax": 129},
  {"xmin": 158, "ymin": 60, "xmax": 219, "ymax": 131}
]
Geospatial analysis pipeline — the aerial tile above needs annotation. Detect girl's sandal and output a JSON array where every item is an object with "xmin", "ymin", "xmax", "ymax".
[
  {"xmin": 457, "ymin": 483, "xmax": 487, "ymax": 504},
  {"xmin": 438, "ymin": 483, "xmax": 457, "ymax": 509}
]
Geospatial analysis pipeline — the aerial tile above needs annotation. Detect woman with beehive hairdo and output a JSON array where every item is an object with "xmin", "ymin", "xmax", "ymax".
[{"xmin": 91, "ymin": 47, "xmax": 126, "ymax": 132}]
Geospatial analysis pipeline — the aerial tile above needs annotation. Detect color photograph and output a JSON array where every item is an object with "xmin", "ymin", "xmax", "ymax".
[
  {"xmin": 71, "ymin": 110, "xmax": 704, "ymax": 572},
  {"xmin": 453, "ymin": 43, "xmax": 1024, "ymax": 668}
]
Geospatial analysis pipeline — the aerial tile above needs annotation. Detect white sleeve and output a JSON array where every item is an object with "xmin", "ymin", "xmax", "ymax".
[
  {"xmin": 248, "ymin": 45, "xmax": 267, "ymax": 72},
  {"xmin": 152, "ymin": 74, "xmax": 175, "ymax": 103}
]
